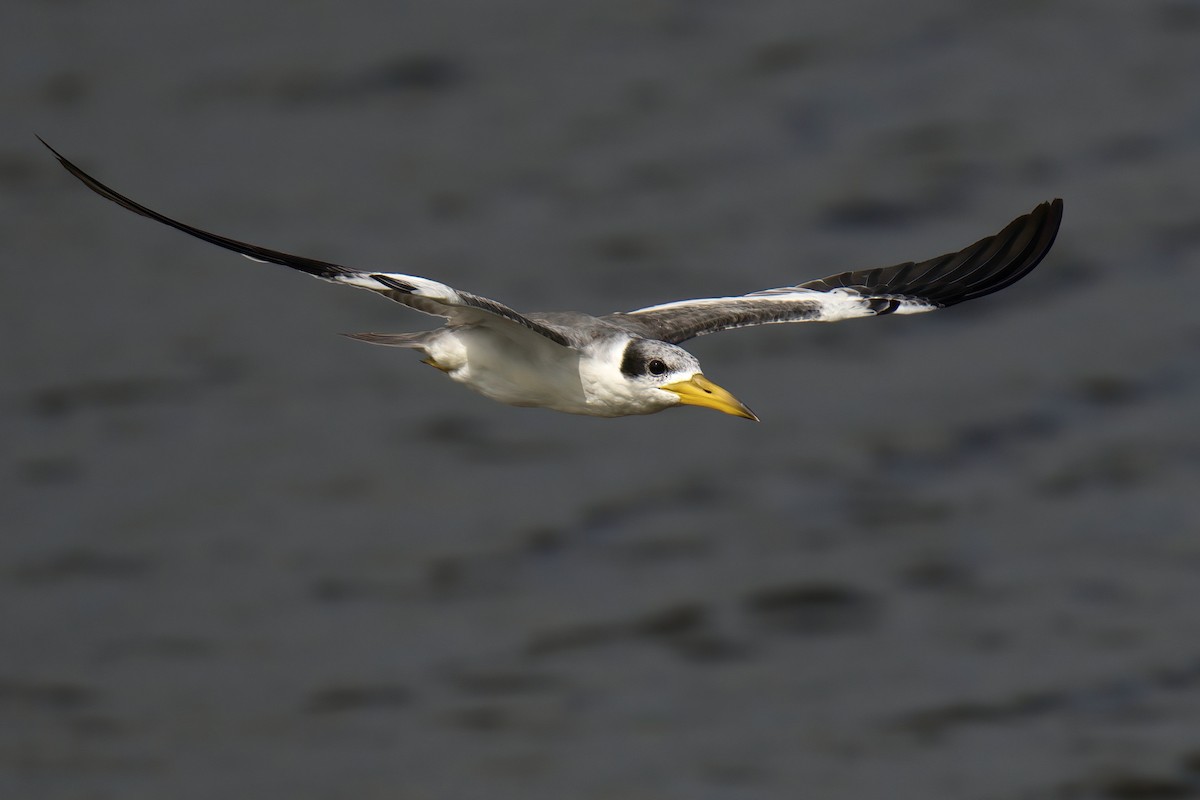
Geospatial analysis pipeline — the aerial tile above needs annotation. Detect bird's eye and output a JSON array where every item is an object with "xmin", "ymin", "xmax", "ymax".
[{"xmin": 647, "ymin": 359, "xmax": 667, "ymax": 376}]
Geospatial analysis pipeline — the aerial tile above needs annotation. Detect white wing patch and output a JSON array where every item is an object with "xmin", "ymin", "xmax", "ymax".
[
  {"xmin": 743, "ymin": 286, "xmax": 936, "ymax": 314},
  {"xmin": 628, "ymin": 287, "xmax": 936, "ymax": 323},
  {"xmin": 335, "ymin": 272, "xmax": 461, "ymax": 306}
]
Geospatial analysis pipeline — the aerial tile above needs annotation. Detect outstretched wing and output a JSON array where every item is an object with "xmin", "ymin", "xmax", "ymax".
[
  {"xmin": 40, "ymin": 137, "xmax": 575, "ymax": 349},
  {"xmin": 610, "ymin": 199, "xmax": 1063, "ymax": 344}
]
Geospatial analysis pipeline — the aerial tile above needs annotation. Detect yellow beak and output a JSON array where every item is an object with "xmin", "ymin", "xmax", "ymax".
[{"xmin": 661, "ymin": 374, "xmax": 759, "ymax": 421}]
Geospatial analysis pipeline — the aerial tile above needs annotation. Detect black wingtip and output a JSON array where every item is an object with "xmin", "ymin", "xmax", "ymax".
[
  {"xmin": 38, "ymin": 136, "xmax": 144, "ymax": 214},
  {"xmin": 916, "ymin": 197, "xmax": 1064, "ymax": 307},
  {"xmin": 937, "ymin": 197, "xmax": 1064, "ymax": 306},
  {"xmin": 39, "ymin": 139, "xmax": 356, "ymax": 281},
  {"xmin": 1039, "ymin": 198, "xmax": 1064, "ymax": 231},
  {"xmin": 800, "ymin": 198, "xmax": 1064, "ymax": 308},
  {"xmin": 1047, "ymin": 197, "xmax": 1064, "ymax": 230},
  {"xmin": 36, "ymin": 135, "xmax": 70, "ymax": 170},
  {"xmin": 36, "ymin": 135, "xmax": 74, "ymax": 170}
]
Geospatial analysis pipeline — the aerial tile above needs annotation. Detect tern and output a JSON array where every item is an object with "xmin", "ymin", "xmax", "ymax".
[{"xmin": 42, "ymin": 138, "xmax": 1062, "ymax": 421}]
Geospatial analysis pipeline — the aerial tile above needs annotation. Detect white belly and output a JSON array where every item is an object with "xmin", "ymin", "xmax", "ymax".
[{"xmin": 429, "ymin": 327, "xmax": 590, "ymax": 413}]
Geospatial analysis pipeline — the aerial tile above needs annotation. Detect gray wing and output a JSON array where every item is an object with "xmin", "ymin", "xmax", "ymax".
[
  {"xmin": 41, "ymin": 138, "xmax": 575, "ymax": 349},
  {"xmin": 609, "ymin": 199, "xmax": 1063, "ymax": 344}
]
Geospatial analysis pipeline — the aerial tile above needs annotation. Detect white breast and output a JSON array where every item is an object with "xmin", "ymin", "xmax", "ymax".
[{"xmin": 431, "ymin": 327, "xmax": 590, "ymax": 413}]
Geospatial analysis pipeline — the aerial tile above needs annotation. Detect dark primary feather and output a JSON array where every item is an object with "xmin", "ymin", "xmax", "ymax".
[
  {"xmin": 611, "ymin": 199, "xmax": 1062, "ymax": 344},
  {"xmin": 797, "ymin": 198, "xmax": 1063, "ymax": 305},
  {"xmin": 39, "ymin": 136, "xmax": 355, "ymax": 282}
]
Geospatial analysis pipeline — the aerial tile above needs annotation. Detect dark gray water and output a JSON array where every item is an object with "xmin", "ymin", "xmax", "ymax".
[{"xmin": 5, "ymin": 1, "xmax": 1200, "ymax": 797}]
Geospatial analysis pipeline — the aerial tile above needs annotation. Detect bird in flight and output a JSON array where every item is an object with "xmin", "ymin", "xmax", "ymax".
[{"xmin": 42, "ymin": 138, "xmax": 1062, "ymax": 421}]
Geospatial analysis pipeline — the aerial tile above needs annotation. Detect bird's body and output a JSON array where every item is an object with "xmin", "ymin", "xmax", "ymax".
[
  {"xmin": 42, "ymin": 138, "xmax": 1063, "ymax": 421},
  {"xmin": 423, "ymin": 318, "xmax": 596, "ymax": 414}
]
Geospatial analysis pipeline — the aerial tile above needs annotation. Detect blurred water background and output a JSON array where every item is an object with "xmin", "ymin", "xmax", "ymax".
[{"xmin": 4, "ymin": 1, "xmax": 1200, "ymax": 797}]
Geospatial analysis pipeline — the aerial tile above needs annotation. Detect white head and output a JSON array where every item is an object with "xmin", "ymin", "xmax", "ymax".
[{"xmin": 614, "ymin": 338, "xmax": 759, "ymax": 420}]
